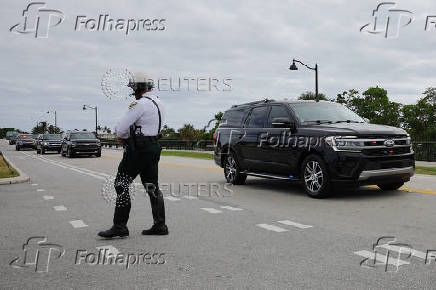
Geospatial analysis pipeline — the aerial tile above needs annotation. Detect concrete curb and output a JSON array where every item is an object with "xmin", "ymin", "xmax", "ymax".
[{"xmin": 0, "ymin": 152, "xmax": 30, "ymax": 185}]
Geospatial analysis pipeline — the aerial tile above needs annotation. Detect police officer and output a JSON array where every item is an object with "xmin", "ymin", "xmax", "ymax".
[{"xmin": 98, "ymin": 72, "xmax": 168, "ymax": 238}]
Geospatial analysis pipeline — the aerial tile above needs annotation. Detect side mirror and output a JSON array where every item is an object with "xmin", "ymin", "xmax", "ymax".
[{"xmin": 272, "ymin": 117, "xmax": 296, "ymax": 130}]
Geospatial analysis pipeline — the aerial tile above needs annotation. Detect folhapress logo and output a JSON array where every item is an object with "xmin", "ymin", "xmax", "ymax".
[
  {"xmin": 10, "ymin": 2, "xmax": 65, "ymax": 38},
  {"xmin": 9, "ymin": 236, "xmax": 65, "ymax": 273}
]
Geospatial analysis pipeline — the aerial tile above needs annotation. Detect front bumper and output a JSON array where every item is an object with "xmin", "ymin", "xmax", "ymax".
[
  {"xmin": 359, "ymin": 166, "xmax": 414, "ymax": 181},
  {"xmin": 42, "ymin": 145, "xmax": 61, "ymax": 151},
  {"xmin": 19, "ymin": 143, "xmax": 34, "ymax": 148},
  {"xmin": 325, "ymin": 149, "xmax": 415, "ymax": 185}
]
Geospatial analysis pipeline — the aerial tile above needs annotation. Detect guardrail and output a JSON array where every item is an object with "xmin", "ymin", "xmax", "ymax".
[{"xmin": 100, "ymin": 139, "xmax": 214, "ymax": 151}]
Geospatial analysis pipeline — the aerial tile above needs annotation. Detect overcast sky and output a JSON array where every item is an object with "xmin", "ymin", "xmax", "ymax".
[{"xmin": 1, "ymin": 0, "xmax": 435, "ymax": 132}]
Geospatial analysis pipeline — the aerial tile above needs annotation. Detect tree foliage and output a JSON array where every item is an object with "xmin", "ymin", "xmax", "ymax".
[
  {"xmin": 336, "ymin": 87, "xmax": 401, "ymax": 127},
  {"xmin": 298, "ymin": 91, "xmax": 328, "ymax": 101},
  {"xmin": 401, "ymin": 88, "xmax": 436, "ymax": 141}
]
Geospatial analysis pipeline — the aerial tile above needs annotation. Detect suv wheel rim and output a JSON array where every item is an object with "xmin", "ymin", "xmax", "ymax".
[
  {"xmin": 304, "ymin": 161, "xmax": 323, "ymax": 192},
  {"xmin": 225, "ymin": 156, "xmax": 237, "ymax": 182}
]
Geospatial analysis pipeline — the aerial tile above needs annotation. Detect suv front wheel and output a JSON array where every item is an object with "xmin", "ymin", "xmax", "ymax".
[
  {"xmin": 301, "ymin": 155, "xmax": 331, "ymax": 198},
  {"xmin": 224, "ymin": 153, "xmax": 247, "ymax": 185}
]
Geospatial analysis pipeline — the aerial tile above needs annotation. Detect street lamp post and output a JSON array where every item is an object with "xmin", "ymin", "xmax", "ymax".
[
  {"xmin": 82, "ymin": 105, "xmax": 98, "ymax": 135},
  {"xmin": 289, "ymin": 59, "xmax": 319, "ymax": 102}
]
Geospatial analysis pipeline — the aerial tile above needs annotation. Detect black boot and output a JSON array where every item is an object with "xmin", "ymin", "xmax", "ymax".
[
  {"xmin": 98, "ymin": 224, "xmax": 129, "ymax": 239},
  {"xmin": 142, "ymin": 224, "xmax": 168, "ymax": 235}
]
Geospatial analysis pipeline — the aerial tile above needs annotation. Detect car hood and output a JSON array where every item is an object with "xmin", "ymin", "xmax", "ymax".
[
  {"xmin": 298, "ymin": 122, "xmax": 407, "ymax": 136},
  {"xmin": 71, "ymin": 139, "xmax": 99, "ymax": 142}
]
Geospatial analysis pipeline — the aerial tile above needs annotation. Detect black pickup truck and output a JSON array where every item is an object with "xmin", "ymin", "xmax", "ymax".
[{"xmin": 213, "ymin": 100, "xmax": 415, "ymax": 198}]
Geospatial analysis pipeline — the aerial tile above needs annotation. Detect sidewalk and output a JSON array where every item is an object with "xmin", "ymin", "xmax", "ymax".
[{"xmin": 416, "ymin": 161, "xmax": 436, "ymax": 167}]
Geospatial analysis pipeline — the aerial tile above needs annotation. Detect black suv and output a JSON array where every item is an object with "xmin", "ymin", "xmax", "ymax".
[
  {"xmin": 15, "ymin": 134, "xmax": 35, "ymax": 151},
  {"xmin": 36, "ymin": 134, "xmax": 62, "ymax": 154},
  {"xmin": 214, "ymin": 100, "xmax": 415, "ymax": 198},
  {"xmin": 61, "ymin": 131, "xmax": 101, "ymax": 158}
]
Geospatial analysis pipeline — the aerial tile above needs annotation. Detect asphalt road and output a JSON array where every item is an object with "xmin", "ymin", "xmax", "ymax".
[{"xmin": 1, "ymin": 140, "xmax": 436, "ymax": 289}]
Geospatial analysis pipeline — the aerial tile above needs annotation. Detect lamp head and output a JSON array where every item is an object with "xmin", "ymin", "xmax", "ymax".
[
  {"xmin": 82, "ymin": 105, "xmax": 86, "ymax": 111},
  {"xmin": 289, "ymin": 60, "xmax": 298, "ymax": 71}
]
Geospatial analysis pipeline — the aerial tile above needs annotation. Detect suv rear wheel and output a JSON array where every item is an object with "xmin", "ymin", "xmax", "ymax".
[
  {"xmin": 224, "ymin": 153, "xmax": 247, "ymax": 185},
  {"xmin": 377, "ymin": 182, "xmax": 404, "ymax": 191},
  {"xmin": 301, "ymin": 155, "xmax": 331, "ymax": 198}
]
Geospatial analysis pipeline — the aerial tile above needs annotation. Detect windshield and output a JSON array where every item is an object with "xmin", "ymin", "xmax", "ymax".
[
  {"xmin": 71, "ymin": 132, "xmax": 96, "ymax": 139},
  {"xmin": 289, "ymin": 102, "xmax": 364, "ymax": 124},
  {"xmin": 43, "ymin": 134, "xmax": 61, "ymax": 140}
]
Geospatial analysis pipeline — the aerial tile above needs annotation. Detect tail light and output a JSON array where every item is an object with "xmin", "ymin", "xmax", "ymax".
[{"xmin": 213, "ymin": 132, "xmax": 217, "ymax": 145}]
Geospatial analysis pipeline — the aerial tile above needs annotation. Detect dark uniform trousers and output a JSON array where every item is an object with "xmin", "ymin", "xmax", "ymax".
[{"xmin": 113, "ymin": 139, "xmax": 165, "ymax": 227}]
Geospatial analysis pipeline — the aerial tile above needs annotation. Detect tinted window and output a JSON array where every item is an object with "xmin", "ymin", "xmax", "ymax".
[
  {"xmin": 289, "ymin": 102, "xmax": 364, "ymax": 123},
  {"xmin": 221, "ymin": 108, "xmax": 248, "ymax": 128},
  {"xmin": 43, "ymin": 134, "xmax": 61, "ymax": 140},
  {"xmin": 247, "ymin": 106, "xmax": 268, "ymax": 128},
  {"xmin": 71, "ymin": 132, "xmax": 96, "ymax": 139},
  {"xmin": 267, "ymin": 105, "xmax": 290, "ymax": 127}
]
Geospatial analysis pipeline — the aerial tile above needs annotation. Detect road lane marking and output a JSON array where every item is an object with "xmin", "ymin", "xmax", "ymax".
[
  {"xmin": 164, "ymin": 196, "xmax": 180, "ymax": 201},
  {"xmin": 53, "ymin": 205, "xmax": 67, "ymax": 211},
  {"xmin": 256, "ymin": 223, "xmax": 288, "ymax": 232},
  {"xmin": 96, "ymin": 245, "xmax": 119, "ymax": 256},
  {"xmin": 201, "ymin": 208, "xmax": 222, "ymax": 214},
  {"xmin": 42, "ymin": 195, "xmax": 54, "ymax": 200},
  {"xmin": 36, "ymin": 189, "xmax": 45, "ymax": 192},
  {"xmin": 377, "ymin": 244, "xmax": 427, "ymax": 260},
  {"xmin": 31, "ymin": 183, "xmax": 38, "ymax": 186},
  {"xmin": 182, "ymin": 196, "xmax": 198, "ymax": 200},
  {"xmin": 354, "ymin": 250, "xmax": 410, "ymax": 267},
  {"xmin": 363, "ymin": 185, "xmax": 436, "ymax": 195},
  {"xmin": 220, "ymin": 205, "xmax": 243, "ymax": 211},
  {"xmin": 70, "ymin": 220, "xmax": 88, "ymax": 228},
  {"xmin": 277, "ymin": 220, "xmax": 313, "ymax": 229}
]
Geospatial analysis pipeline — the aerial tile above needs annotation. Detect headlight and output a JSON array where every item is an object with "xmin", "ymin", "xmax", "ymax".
[
  {"xmin": 71, "ymin": 142, "xmax": 77, "ymax": 147},
  {"xmin": 406, "ymin": 134, "xmax": 411, "ymax": 145},
  {"xmin": 43, "ymin": 142, "xmax": 48, "ymax": 146},
  {"xmin": 325, "ymin": 136, "xmax": 363, "ymax": 152}
]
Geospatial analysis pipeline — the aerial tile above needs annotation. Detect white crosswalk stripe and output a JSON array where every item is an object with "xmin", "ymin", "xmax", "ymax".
[
  {"xmin": 220, "ymin": 206, "xmax": 243, "ymax": 211},
  {"xmin": 96, "ymin": 245, "xmax": 120, "ymax": 256},
  {"xmin": 53, "ymin": 205, "xmax": 67, "ymax": 211},
  {"xmin": 201, "ymin": 208, "xmax": 222, "ymax": 214},
  {"xmin": 164, "ymin": 196, "xmax": 181, "ymax": 201},
  {"xmin": 277, "ymin": 220, "xmax": 313, "ymax": 229},
  {"xmin": 70, "ymin": 220, "xmax": 88, "ymax": 228},
  {"xmin": 36, "ymin": 189, "xmax": 45, "ymax": 192},
  {"xmin": 377, "ymin": 244, "xmax": 427, "ymax": 260},
  {"xmin": 182, "ymin": 196, "xmax": 198, "ymax": 200},
  {"xmin": 42, "ymin": 195, "xmax": 54, "ymax": 200},
  {"xmin": 256, "ymin": 223, "xmax": 288, "ymax": 232},
  {"xmin": 354, "ymin": 250, "xmax": 410, "ymax": 267}
]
